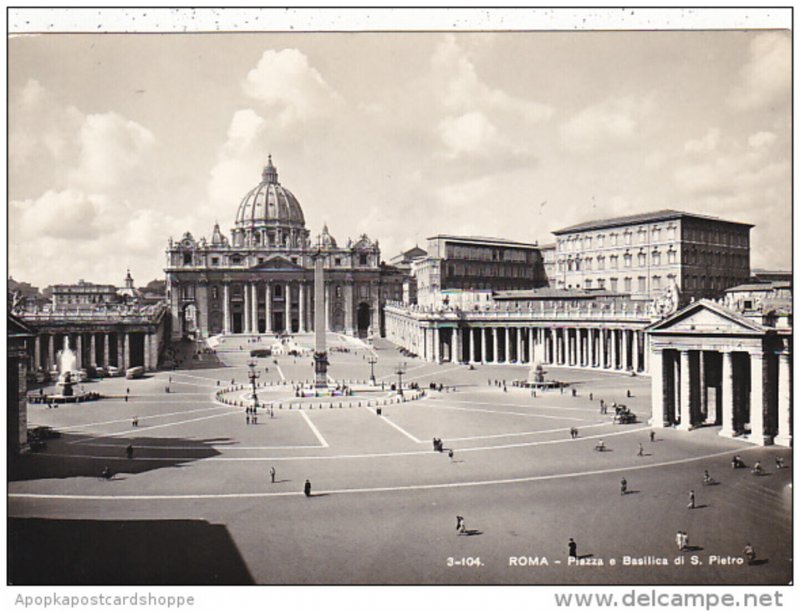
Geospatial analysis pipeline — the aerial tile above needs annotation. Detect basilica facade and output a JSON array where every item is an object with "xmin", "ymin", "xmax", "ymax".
[{"xmin": 165, "ymin": 157, "xmax": 404, "ymax": 340}]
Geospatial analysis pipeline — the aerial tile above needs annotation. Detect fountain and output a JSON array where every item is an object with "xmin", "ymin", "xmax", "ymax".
[{"xmin": 28, "ymin": 336, "xmax": 102, "ymax": 405}]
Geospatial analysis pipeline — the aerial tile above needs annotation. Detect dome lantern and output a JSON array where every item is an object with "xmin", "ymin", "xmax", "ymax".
[{"xmin": 262, "ymin": 154, "xmax": 279, "ymax": 185}]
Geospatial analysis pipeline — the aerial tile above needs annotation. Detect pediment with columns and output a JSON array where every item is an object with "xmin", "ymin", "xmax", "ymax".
[
  {"xmin": 648, "ymin": 299, "xmax": 765, "ymax": 336},
  {"xmin": 250, "ymin": 256, "xmax": 306, "ymax": 271}
]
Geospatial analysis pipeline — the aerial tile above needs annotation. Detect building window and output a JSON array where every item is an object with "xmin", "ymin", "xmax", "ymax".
[
  {"xmin": 667, "ymin": 250, "xmax": 676, "ymax": 264},
  {"xmin": 624, "ymin": 277, "xmax": 632, "ymax": 292},
  {"xmin": 624, "ymin": 231, "xmax": 632, "ymax": 245},
  {"xmin": 211, "ymin": 257, "xmax": 219, "ymax": 266},
  {"xmin": 584, "ymin": 279, "xmax": 592, "ymax": 289},
  {"xmin": 274, "ymin": 285, "xmax": 282, "ymax": 298},
  {"xmin": 652, "ymin": 251, "xmax": 661, "ymax": 266},
  {"xmin": 638, "ymin": 276, "xmax": 646, "ymax": 292},
  {"xmin": 652, "ymin": 227, "xmax": 661, "ymax": 241},
  {"xmin": 360, "ymin": 254, "xmax": 368, "ymax": 265},
  {"xmin": 610, "ymin": 233, "xmax": 618, "ymax": 246},
  {"xmin": 585, "ymin": 236, "xmax": 592, "ymax": 249},
  {"xmin": 211, "ymin": 286, "xmax": 218, "ymax": 300},
  {"xmin": 597, "ymin": 234, "xmax": 605, "ymax": 247},
  {"xmin": 624, "ymin": 253, "xmax": 632, "ymax": 268},
  {"xmin": 668, "ymin": 224, "xmax": 677, "ymax": 239},
  {"xmin": 597, "ymin": 278, "xmax": 605, "ymax": 289},
  {"xmin": 639, "ymin": 228, "xmax": 647, "ymax": 243},
  {"xmin": 231, "ymin": 255, "xmax": 242, "ymax": 265},
  {"xmin": 638, "ymin": 252, "xmax": 646, "ymax": 266},
  {"xmin": 597, "ymin": 255, "xmax": 605, "ymax": 270},
  {"xmin": 610, "ymin": 278, "xmax": 618, "ymax": 291},
  {"xmin": 653, "ymin": 276, "xmax": 661, "ymax": 290},
  {"xmin": 183, "ymin": 252, "xmax": 192, "ymax": 265},
  {"xmin": 335, "ymin": 257, "xmax": 342, "ymax": 266},
  {"xmin": 584, "ymin": 257, "xmax": 592, "ymax": 271},
  {"xmin": 336, "ymin": 286, "xmax": 343, "ymax": 298}
]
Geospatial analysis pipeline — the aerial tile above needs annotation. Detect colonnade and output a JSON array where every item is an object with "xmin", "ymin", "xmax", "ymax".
[
  {"xmin": 651, "ymin": 347, "xmax": 792, "ymax": 447},
  {"xmin": 384, "ymin": 315, "xmax": 649, "ymax": 374},
  {"xmin": 222, "ymin": 280, "xmax": 313, "ymax": 335},
  {"xmin": 31, "ymin": 330, "xmax": 159, "ymax": 372}
]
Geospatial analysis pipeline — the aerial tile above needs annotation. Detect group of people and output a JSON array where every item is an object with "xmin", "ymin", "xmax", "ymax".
[{"xmin": 245, "ymin": 406, "xmax": 259, "ymax": 425}]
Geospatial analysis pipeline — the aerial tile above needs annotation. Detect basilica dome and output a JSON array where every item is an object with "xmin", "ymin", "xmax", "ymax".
[
  {"xmin": 231, "ymin": 156, "xmax": 309, "ymax": 249},
  {"xmin": 234, "ymin": 156, "xmax": 305, "ymax": 229}
]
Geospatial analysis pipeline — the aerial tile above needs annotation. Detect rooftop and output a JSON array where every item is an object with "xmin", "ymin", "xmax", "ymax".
[
  {"xmin": 725, "ymin": 281, "xmax": 791, "ymax": 293},
  {"xmin": 552, "ymin": 209, "xmax": 754, "ymax": 235},
  {"xmin": 428, "ymin": 234, "xmax": 540, "ymax": 249}
]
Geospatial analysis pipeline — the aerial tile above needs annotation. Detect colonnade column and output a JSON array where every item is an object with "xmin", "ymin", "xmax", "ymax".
[
  {"xmin": 285, "ymin": 283, "xmax": 292, "ymax": 332},
  {"xmin": 144, "ymin": 334, "xmax": 150, "ymax": 370},
  {"xmin": 677, "ymin": 350, "xmax": 692, "ymax": 430},
  {"xmin": 719, "ymin": 351, "xmax": 735, "ymax": 437},
  {"xmin": 299, "ymin": 283, "xmax": 306, "ymax": 333},
  {"xmin": 504, "ymin": 328, "xmax": 511, "ymax": 363},
  {"xmin": 516, "ymin": 328, "xmax": 523, "ymax": 363},
  {"xmin": 588, "ymin": 328, "xmax": 595, "ymax": 367},
  {"xmin": 223, "ymin": 282, "xmax": 230, "ymax": 334},
  {"xmin": 243, "ymin": 282, "xmax": 251, "ymax": 333},
  {"xmin": 48, "ymin": 335, "xmax": 55, "ymax": 371},
  {"xmin": 621, "ymin": 329, "xmax": 629, "ymax": 370},
  {"xmin": 748, "ymin": 352, "xmax": 765, "ymax": 444},
  {"xmin": 650, "ymin": 348, "xmax": 665, "ymax": 428},
  {"xmin": 774, "ymin": 352, "xmax": 792, "ymax": 447},
  {"xmin": 529, "ymin": 328, "xmax": 535, "ymax": 363},
  {"xmin": 453, "ymin": 328, "xmax": 461, "ymax": 363},
  {"xmin": 34, "ymin": 336, "xmax": 41, "ymax": 371},
  {"xmin": 601, "ymin": 330, "xmax": 608, "ymax": 368},
  {"xmin": 490, "ymin": 327, "xmax": 497, "ymax": 363},
  {"xmin": 481, "ymin": 328, "xmax": 488, "ymax": 364},
  {"xmin": 610, "ymin": 330, "xmax": 617, "ymax": 369},
  {"xmin": 103, "ymin": 334, "xmax": 110, "ymax": 368},
  {"xmin": 264, "ymin": 283, "xmax": 272, "ymax": 334},
  {"xmin": 90, "ymin": 334, "xmax": 96, "ymax": 367},
  {"xmin": 124, "ymin": 333, "xmax": 130, "ymax": 371},
  {"xmin": 470, "ymin": 329, "xmax": 477, "ymax": 363},
  {"xmin": 76, "ymin": 335, "xmax": 83, "ymax": 369}
]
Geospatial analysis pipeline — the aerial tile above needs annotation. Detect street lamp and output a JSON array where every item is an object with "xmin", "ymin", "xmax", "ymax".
[
  {"xmin": 394, "ymin": 362, "xmax": 407, "ymax": 397},
  {"xmin": 247, "ymin": 359, "xmax": 260, "ymax": 408},
  {"xmin": 367, "ymin": 355, "xmax": 378, "ymax": 385}
]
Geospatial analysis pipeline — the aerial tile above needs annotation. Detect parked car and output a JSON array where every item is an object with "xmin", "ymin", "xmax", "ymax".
[
  {"xmin": 106, "ymin": 366, "xmax": 121, "ymax": 377},
  {"xmin": 250, "ymin": 349, "xmax": 272, "ymax": 358},
  {"xmin": 126, "ymin": 366, "xmax": 145, "ymax": 380}
]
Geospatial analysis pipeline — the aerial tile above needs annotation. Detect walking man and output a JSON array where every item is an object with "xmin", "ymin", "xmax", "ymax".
[
  {"xmin": 568, "ymin": 538, "xmax": 577, "ymax": 558},
  {"xmin": 637, "ymin": 443, "xmax": 644, "ymax": 457},
  {"xmin": 448, "ymin": 449, "xmax": 455, "ymax": 462},
  {"xmin": 304, "ymin": 479, "xmax": 311, "ymax": 497},
  {"xmin": 620, "ymin": 477, "xmax": 627, "ymax": 495},
  {"xmin": 269, "ymin": 466, "xmax": 276, "ymax": 483},
  {"xmin": 456, "ymin": 515, "xmax": 466, "ymax": 534},
  {"xmin": 650, "ymin": 430, "xmax": 656, "ymax": 443},
  {"xmin": 688, "ymin": 490, "xmax": 696, "ymax": 509}
]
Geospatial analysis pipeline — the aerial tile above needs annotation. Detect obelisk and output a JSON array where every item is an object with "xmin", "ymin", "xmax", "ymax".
[{"xmin": 313, "ymin": 251, "xmax": 329, "ymax": 388}]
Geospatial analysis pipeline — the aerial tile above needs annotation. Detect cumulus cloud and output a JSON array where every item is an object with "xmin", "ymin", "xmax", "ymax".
[
  {"xmin": 728, "ymin": 32, "xmax": 791, "ymax": 112},
  {"xmin": 438, "ymin": 111, "xmax": 498, "ymax": 157},
  {"xmin": 748, "ymin": 131, "xmax": 776, "ymax": 149},
  {"xmin": 561, "ymin": 96, "xmax": 652, "ymax": 152},
  {"xmin": 242, "ymin": 48, "xmax": 341, "ymax": 127},
  {"xmin": 684, "ymin": 128, "xmax": 720, "ymax": 154}
]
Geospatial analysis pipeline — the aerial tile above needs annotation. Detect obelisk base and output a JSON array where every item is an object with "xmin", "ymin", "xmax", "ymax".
[{"xmin": 314, "ymin": 351, "xmax": 329, "ymax": 388}]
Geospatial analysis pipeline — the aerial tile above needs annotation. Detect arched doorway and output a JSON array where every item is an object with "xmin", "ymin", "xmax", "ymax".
[
  {"xmin": 357, "ymin": 302, "xmax": 371, "ymax": 338},
  {"xmin": 182, "ymin": 303, "xmax": 198, "ymax": 339}
]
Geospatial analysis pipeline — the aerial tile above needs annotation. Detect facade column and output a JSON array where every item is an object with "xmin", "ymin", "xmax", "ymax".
[
  {"xmin": 588, "ymin": 328, "xmax": 595, "ymax": 367},
  {"xmin": 504, "ymin": 327, "xmax": 511, "ymax": 363},
  {"xmin": 719, "ymin": 351, "xmax": 735, "ymax": 437},
  {"xmin": 103, "ymin": 334, "xmax": 110, "ymax": 368},
  {"xmin": 252, "ymin": 282, "xmax": 259, "ymax": 334},
  {"xmin": 34, "ymin": 336, "xmax": 41, "ymax": 371},
  {"xmin": 453, "ymin": 328, "xmax": 461, "ymax": 363},
  {"xmin": 243, "ymin": 282, "xmax": 251, "ymax": 333},
  {"xmin": 264, "ymin": 283, "xmax": 272, "ymax": 333},
  {"xmin": 491, "ymin": 327, "xmax": 497, "ymax": 363},
  {"xmin": 774, "ymin": 352, "xmax": 792, "ymax": 447},
  {"xmin": 299, "ymin": 283, "xmax": 306, "ymax": 333},
  {"xmin": 699, "ymin": 351, "xmax": 711, "ymax": 423},
  {"xmin": 601, "ymin": 330, "xmax": 608, "ymax": 368},
  {"xmin": 611, "ymin": 329, "xmax": 619, "ymax": 369},
  {"xmin": 89, "ymin": 334, "xmax": 96, "ymax": 367},
  {"xmin": 150, "ymin": 332, "xmax": 158, "ymax": 371},
  {"xmin": 481, "ymin": 328, "xmax": 487, "ymax": 364},
  {"xmin": 325, "ymin": 285, "xmax": 332, "ymax": 331},
  {"xmin": 650, "ymin": 348, "xmax": 665, "ymax": 428},
  {"xmin": 529, "ymin": 327, "xmax": 535, "ymax": 364},
  {"xmin": 748, "ymin": 352, "xmax": 766, "ymax": 445},
  {"xmin": 223, "ymin": 282, "xmax": 230, "ymax": 334},
  {"xmin": 344, "ymin": 283, "xmax": 354, "ymax": 336},
  {"xmin": 76, "ymin": 334, "xmax": 83, "ymax": 369},
  {"xmin": 677, "ymin": 350, "xmax": 692, "ymax": 430},
  {"xmin": 123, "ymin": 333, "xmax": 130, "ymax": 370},
  {"xmin": 516, "ymin": 328, "xmax": 523, "ymax": 363},
  {"xmin": 285, "ymin": 283, "xmax": 292, "ymax": 332}
]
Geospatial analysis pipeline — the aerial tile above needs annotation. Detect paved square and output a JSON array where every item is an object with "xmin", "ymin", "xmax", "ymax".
[{"xmin": 9, "ymin": 334, "xmax": 792, "ymax": 585}]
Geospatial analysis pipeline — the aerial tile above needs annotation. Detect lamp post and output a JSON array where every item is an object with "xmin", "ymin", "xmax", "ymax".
[
  {"xmin": 247, "ymin": 359, "xmax": 260, "ymax": 408},
  {"xmin": 394, "ymin": 362, "xmax": 407, "ymax": 397},
  {"xmin": 367, "ymin": 355, "xmax": 378, "ymax": 385}
]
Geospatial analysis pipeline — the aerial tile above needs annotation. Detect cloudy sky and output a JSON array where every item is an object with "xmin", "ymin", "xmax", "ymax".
[{"xmin": 8, "ymin": 29, "xmax": 791, "ymax": 287}]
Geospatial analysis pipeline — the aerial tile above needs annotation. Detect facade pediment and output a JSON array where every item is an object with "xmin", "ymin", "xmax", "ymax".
[
  {"xmin": 250, "ymin": 256, "xmax": 305, "ymax": 271},
  {"xmin": 649, "ymin": 300, "xmax": 764, "ymax": 335}
]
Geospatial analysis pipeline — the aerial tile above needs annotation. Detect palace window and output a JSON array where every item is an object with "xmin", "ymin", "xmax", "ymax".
[
  {"xmin": 638, "ymin": 252, "xmax": 646, "ymax": 266},
  {"xmin": 597, "ymin": 234, "xmax": 605, "ymax": 247},
  {"xmin": 624, "ymin": 277, "xmax": 632, "ymax": 292},
  {"xmin": 274, "ymin": 285, "xmax": 282, "ymax": 298},
  {"xmin": 638, "ymin": 276, "xmax": 646, "ymax": 292},
  {"xmin": 231, "ymin": 255, "xmax": 242, "ymax": 265},
  {"xmin": 597, "ymin": 255, "xmax": 605, "ymax": 270},
  {"xmin": 624, "ymin": 231, "xmax": 632, "ymax": 245},
  {"xmin": 610, "ymin": 233, "xmax": 618, "ymax": 246},
  {"xmin": 335, "ymin": 257, "xmax": 342, "ymax": 266},
  {"xmin": 652, "ymin": 251, "xmax": 661, "ymax": 266},
  {"xmin": 585, "ymin": 236, "xmax": 592, "ymax": 249},
  {"xmin": 639, "ymin": 228, "xmax": 647, "ymax": 243},
  {"xmin": 360, "ymin": 254, "xmax": 368, "ymax": 265},
  {"xmin": 211, "ymin": 257, "xmax": 219, "ymax": 266},
  {"xmin": 667, "ymin": 250, "xmax": 676, "ymax": 264},
  {"xmin": 610, "ymin": 255, "xmax": 618, "ymax": 269},
  {"xmin": 668, "ymin": 224, "xmax": 677, "ymax": 240},
  {"xmin": 597, "ymin": 278, "xmax": 606, "ymax": 289},
  {"xmin": 183, "ymin": 252, "xmax": 192, "ymax": 265},
  {"xmin": 652, "ymin": 276, "xmax": 661, "ymax": 290},
  {"xmin": 584, "ymin": 279, "xmax": 593, "ymax": 289},
  {"xmin": 652, "ymin": 227, "xmax": 661, "ymax": 241},
  {"xmin": 624, "ymin": 253, "xmax": 632, "ymax": 268},
  {"xmin": 610, "ymin": 278, "xmax": 618, "ymax": 291}
]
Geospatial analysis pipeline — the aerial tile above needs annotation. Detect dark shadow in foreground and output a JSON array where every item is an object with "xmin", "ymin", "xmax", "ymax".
[{"xmin": 8, "ymin": 517, "xmax": 255, "ymax": 585}]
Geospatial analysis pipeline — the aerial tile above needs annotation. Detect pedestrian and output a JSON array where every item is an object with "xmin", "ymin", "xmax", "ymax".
[
  {"xmin": 743, "ymin": 543, "xmax": 756, "ymax": 565},
  {"xmin": 126, "ymin": 444, "xmax": 133, "ymax": 460},
  {"xmin": 448, "ymin": 449, "xmax": 454, "ymax": 462},
  {"xmin": 688, "ymin": 490, "xmax": 696, "ymax": 509},
  {"xmin": 620, "ymin": 477, "xmax": 627, "ymax": 495},
  {"xmin": 703, "ymin": 470, "xmax": 712, "ymax": 486},
  {"xmin": 626, "ymin": 389, "xmax": 631, "ymax": 398},
  {"xmin": 101, "ymin": 466, "xmax": 112, "ymax": 480},
  {"xmin": 270, "ymin": 466, "xmax": 276, "ymax": 483},
  {"xmin": 126, "ymin": 387, "xmax": 130, "ymax": 395},
  {"xmin": 675, "ymin": 531, "xmax": 683, "ymax": 551},
  {"xmin": 304, "ymin": 479, "xmax": 311, "ymax": 497},
  {"xmin": 637, "ymin": 443, "xmax": 644, "ymax": 457},
  {"xmin": 682, "ymin": 532, "xmax": 690, "ymax": 551},
  {"xmin": 568, "ymin": 538, "xmax": 577, "ymax": 558},
  {"xmin": 456, "ymin": 515, "xmax": 466, "ymax": 534},
  {"xmin": 253, "ymin": 413, "xmax": 258, "ymax": 425},
  {"xmin": 124, "ymin": 395, "xmax": 128, "ymax": 403},
  {"xmin": 246, "ymin": 414, "xmax": 250, "ymax": 425},
  {"xmin": 131, "ymin": 417, "xmax": 136, "ymax": 427},
  {"xmin": 571, "ymin": 388, "xmax": 577, "ymax": 397},
  {"xmin": 650, "ymin": 430, "xmax": 656, "ymax": 443},
  {"xmin": 589, "ymin": 392, "xmax": 593, "ymax": 401}
]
